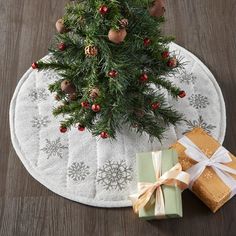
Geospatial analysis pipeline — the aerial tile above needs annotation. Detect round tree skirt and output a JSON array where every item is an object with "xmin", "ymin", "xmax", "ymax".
[{"xmin": 10, "ymin": 43, "xmax": 226, "ymax": 207}]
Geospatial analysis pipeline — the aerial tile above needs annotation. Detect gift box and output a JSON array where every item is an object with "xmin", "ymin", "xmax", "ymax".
[
  {"xmin": 130, "ymin": 149, "xmax": 189, "ymax": 220},
  {"xmin": 172, "ymin": 128, "xmax": 236, "ymax": 213}
]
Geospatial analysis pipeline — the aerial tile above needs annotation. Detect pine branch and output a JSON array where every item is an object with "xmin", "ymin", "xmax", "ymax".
[{"xmin": 34, "ymin": 0, "xmax": 185, "ymax": 140}]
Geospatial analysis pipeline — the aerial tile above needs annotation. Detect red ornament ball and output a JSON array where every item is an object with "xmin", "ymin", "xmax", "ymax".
[
  {"xmin": 108, "ymin": 70, "xmax": 118, "ymax": 78},
  {"xmin": 92, "ymin": 104, "xmax": 101, "ymax": 112},
  {"xmin": 144, "ymin": 38, "xmax": 151, "ymax": 46},
  {"xmin": 162, "ymin": 51, "xmax": 170, "ymax": 59},
  {"xmin": 178, "ymin": 90, "xmax": 186, "ymax": 98},
  {"xmin": 151, "ymin": 102, "xmax": 160, "ymax": 110},
  {"xmin": 100, "ymin": 132, "xmax": 109, "ymax": 139},
  {"xmin": 139, "ymin": 73, "xmax": 149, "ymax": 82},
  {"xmin": 60, "ymin": 126, "xmax": 67, "ymax": 133},
  {"xmin": 78, "ymin": 124, "xmax": 85, "ymax": 132},
  {"xmin": 81, "ymin": 101, "xmax": 90, "ymax": 109},
  {"xmin": 58, "ymin": 42, "xmax": 66, "ymax": 51},
  {"xmin": 99, "ymin": 5, "xmax": 109, "ymax": 15},
  {"xmin": 32, "ymin": 62, "xmax": 38, "ymax": 69}
]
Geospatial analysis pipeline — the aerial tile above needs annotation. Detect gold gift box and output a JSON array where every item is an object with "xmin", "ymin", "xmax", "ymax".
[{"xmin": 172, "ymin": 128, "xmax": 236, "ymax": 212}]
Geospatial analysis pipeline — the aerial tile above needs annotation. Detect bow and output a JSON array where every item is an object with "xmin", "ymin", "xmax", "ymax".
[
  {"xmin": 130, "ymin": 151, "xmax": 189, "ymax": 216},
  {"xmin": 178, "ymin": 136, "xmax": 236, "ymax": 197}
]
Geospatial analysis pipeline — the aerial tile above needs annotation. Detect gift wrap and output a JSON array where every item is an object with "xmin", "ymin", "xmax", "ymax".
[
  {"xmin": 172, "ymin": 128, "xmax": 236, "ymax": 212},
  {"xmin": 130, "ymin": 149, "xmax": 189, "ymax": 220}
]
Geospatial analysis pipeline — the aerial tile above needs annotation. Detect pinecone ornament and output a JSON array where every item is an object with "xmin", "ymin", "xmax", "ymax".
[
  {"xmin": 90, "ymin": 87, "xmax": 100, "ymax": 99},
  {"xmin": 119, "ymin": 18, "xmax": 129, "ymax": 28},
  {"xmin": 85, "ymin": 45, "xmax": 98, "ymax": 57}
]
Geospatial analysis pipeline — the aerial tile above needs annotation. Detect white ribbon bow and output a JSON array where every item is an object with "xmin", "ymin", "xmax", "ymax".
[{"xmin": 178, "ymin": 136, "xmax": 236, "ymax": 197}]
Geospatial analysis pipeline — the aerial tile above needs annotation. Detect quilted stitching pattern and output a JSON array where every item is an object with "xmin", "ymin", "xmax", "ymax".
[{"xmin": 10, "ymin": 43, "xmax": 226, "ymax": 207}]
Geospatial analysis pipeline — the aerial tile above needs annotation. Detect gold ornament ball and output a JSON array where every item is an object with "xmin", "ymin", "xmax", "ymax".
[
  {"xmin": 85, "ymin": 45, "xmax": 98, "ymax": 57},
  {"xmin": 55, "ymin": 19, "xmax": 67, "ymax": 33},
  {"xmin": 149, "ymin": 0, "xmax": 166, "ymax": 18},
  {"xmin": 61, "ymin": 80, "xmax": 76, "ymax": 94},
  {"xmin": 108, "ymin": 28, "xmax": 127, "ymax": 44}
]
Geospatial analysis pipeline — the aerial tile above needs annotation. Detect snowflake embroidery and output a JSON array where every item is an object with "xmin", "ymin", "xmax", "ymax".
[
  {"xmin": 41, "ymin": 138, "xmax": 67, "ymax": 159},
  {"xmin": 188, "ymin": 94, "xmax": 209, "ymax": 109},
  {"xmin": 178, "ymin": 71, "xmax": 197, "ymax": 85},
  {"xmin": 68, "ymin": 162, "xmax": 90, "ymax": 181},
  {"xmin": 185, "ymin": 116, "xmax": 216, "ymax": 134},
  {"xmin": 28, "ymin": 88, "xmax": 49, "ymax": 102},
  {"xmin": 31, "ymin": 116, "xmax": 50, "ymax": 129},
  {"xmin": 97, "ymin": 160, "xmax": 133, "ymax": 191}
]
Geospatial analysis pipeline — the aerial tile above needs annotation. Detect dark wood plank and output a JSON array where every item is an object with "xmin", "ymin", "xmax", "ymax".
[{"xmin": 1, "ymin": 0, "xmax": 236, "ymax": 235}]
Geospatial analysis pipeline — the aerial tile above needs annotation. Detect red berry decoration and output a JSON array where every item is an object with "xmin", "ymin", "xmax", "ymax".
[
  {"xmin": 78, "ymin": 124, "xmax": 85, "ymax": 132},
  {"xmin": 178, "ymin": 90, "xmax": 186, "ymax": 98},
  {"xmin": 151, "ymin": 102, "xmax": 160, "ymax": 110},
  {"xmin": 81, "ymin": 101, "xmax": 90, "ymax": 109},
  {"xmin": 58, "ymin": 42, "xmax": 66, "ymax": 51},
  {"xmin": 99, "ymin": 5, "xmax": 109, "ymax": 15},
  {"xmin": 31, "ymin": 62, "xmax": 38, "ymax": 69},
  {"xmin": 144, "ymin": 38, "xmax": 151, "ymax": 46},
  {"xmin": 162, "ymin": 51, "xmax": 170, "ymax": 59},
  {"xmin": 100, "ymin": 132, "xmax": 109, "ymax": 139},
  {"xmin": 167, "ymin": 57, "xmax": 178, "ymax": 68},
  {"xmin": 60, "ymin": 126, "xmax": 67, "ymax": 133},
  {"xmin": 108, "ymin": 70, "xmax": 118, "ymax": 78},
  {"xmin": 92, "ymin": 104, "xmax": 101, "ymax": 112},
  {"xmin": 139, "ymin": 73, "xmax": 149, "ymax": 83}
]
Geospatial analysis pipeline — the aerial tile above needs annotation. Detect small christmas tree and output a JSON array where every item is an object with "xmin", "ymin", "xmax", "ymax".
[{"xmin": 32, "ymin": 0, "xmax": 186, "ymax": 140}]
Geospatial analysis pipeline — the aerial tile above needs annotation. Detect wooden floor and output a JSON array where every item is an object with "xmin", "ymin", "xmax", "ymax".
[{"xmin": 1, "ymin": 0, "xmax": 236, "ymax": 235}]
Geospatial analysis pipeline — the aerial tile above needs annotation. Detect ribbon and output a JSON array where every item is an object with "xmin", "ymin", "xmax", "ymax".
[
  {"xmin": 178, "ymin": 136, "xmax": 236, "ymax": 197},
  {"xmin": 130, "ymin": 151, "xmax": 190, "ymax": 216}
]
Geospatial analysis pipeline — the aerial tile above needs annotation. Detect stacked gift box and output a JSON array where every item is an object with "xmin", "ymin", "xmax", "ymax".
[{"xmin": 131, "ymin": 128, "xmax": 236, "ymax": 220}]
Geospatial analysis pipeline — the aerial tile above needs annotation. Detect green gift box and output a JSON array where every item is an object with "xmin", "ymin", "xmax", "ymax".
[{"xmin": 136, "ymin": 149, "xmax": 184, "ymax": 220}]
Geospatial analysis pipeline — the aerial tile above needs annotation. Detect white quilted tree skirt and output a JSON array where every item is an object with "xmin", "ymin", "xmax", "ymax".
[{"xmin": 10, "ymin": 43, "xmax": 226, "ymax": 207}]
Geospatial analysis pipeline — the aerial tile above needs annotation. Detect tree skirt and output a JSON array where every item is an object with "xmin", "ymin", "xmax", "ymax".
[{"xmin": 10, "ymin": 43, "xmax": 226, "ymax": 207}]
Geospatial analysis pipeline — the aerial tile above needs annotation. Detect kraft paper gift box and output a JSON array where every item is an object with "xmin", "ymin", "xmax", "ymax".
[
  {"xmin": 130, "ymin": 149, "xmax": 189, "ymax": 220},
  {"xmin": 172, "ymin": 128, "xmax": 236, "ymax": 213}
]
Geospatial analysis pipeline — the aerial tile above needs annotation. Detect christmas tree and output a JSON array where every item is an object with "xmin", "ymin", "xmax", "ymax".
[{"xmin": 32, "ymin": 0, "xmax": 186, "ymax": 140}]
